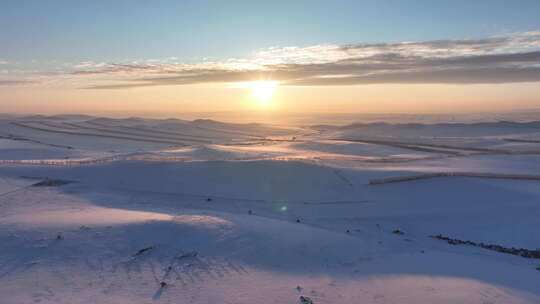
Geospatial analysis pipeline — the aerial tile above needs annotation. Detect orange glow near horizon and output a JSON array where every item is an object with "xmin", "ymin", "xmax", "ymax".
[{"xmin": 1, "ymin": 82, "xmax": 540, "ymax": 116}]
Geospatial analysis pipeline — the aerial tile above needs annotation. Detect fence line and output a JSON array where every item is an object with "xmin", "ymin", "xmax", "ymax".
[{"xmin": 369, "ymin": 172, "xmax": 540, "ymax": 185}]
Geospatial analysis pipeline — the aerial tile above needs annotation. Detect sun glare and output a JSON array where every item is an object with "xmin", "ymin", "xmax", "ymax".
[{"xmin": 246, "ymin": 81, "xmax": 278, "ymax": 106}]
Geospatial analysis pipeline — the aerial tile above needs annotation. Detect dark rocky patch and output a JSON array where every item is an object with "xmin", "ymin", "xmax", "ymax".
[
  {"xmin": 392, "ymin": 229, "xmax": 404, "ymax": 235},
  {"xmin": 32, "ymin": 179, "xmax": 74, "ymax": 187},
  {"xmin": 431, "ymin": 234, "xmax": 540, "ymax": 259},
  {"xmin": 133, "ymin": 246, "xmax": 155, "ymax": 257},
  {"xmin": 299, "ymin": 295, "xmax": 314, "ymax": 304}
]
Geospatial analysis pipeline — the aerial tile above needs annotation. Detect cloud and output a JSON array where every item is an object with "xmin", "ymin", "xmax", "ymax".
[
  {"xmin": 5, "ymin": 31, "xmax": 540, "ymax": 88},
  {"xmin": 286, "ymin": 67, "xmax": 540, "ymax": 86},
  {"xmin": 77, "ymin": 31, "xmax": 540, "ymax": 89},
  {"xmin": 71, "ymin": 63, "xmax": 160, "ymax": 75},
  {"xmin": 0, "ymin": 79, "xmax": 37, "ymax": 86}
]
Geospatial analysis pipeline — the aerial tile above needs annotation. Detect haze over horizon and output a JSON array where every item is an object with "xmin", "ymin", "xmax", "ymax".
[{"xmin": 1, "ymin": 0, "xmax": 540, "ymax": 115}]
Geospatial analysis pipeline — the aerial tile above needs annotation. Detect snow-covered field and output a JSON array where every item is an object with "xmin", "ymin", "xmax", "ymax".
[{"xmin": 1, "ymin": 114, "xmax": 540, "ymax": 303}]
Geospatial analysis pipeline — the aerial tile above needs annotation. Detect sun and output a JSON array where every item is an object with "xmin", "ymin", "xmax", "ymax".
[{"xmin": 246, "ymin": 81, "xmax": 278, "ymax": 106}]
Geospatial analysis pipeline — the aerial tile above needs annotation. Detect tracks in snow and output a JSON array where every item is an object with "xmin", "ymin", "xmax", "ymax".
[
  {"xmin": 11, "ymin": 122, "xmax": 192, "ymax": 146},
  {"xmin": 332, "ymin": 137, "xmax": 540, "ymax": 156}
]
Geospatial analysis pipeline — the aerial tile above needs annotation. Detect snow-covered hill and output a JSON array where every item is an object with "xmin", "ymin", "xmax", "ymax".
[{"xmin": 1, "ymin": 115, "xmax": 539, "ymax": 303}]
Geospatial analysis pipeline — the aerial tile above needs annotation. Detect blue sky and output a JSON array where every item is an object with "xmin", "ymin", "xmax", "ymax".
[
  {"xmin": 1, "ymin": 1, "xmax": 540, "ymax": 115},
  {"xmin": 2, "ymin": 0, "xmax": 540, "ymax": 63}
]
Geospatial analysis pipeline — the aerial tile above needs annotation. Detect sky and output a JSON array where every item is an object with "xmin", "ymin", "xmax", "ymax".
[{"xmin": 1, "ymin": 0, "xmax": 540, "ymax": 116}]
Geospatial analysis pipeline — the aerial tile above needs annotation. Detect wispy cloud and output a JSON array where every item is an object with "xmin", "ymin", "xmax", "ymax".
[
  {"xmin": 4, "ymin": 31, "xmax": 540, "ymax": 88},
  {"xmin": 0, "ymin": 79, "xmax": 37, "ymax": 86}
]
